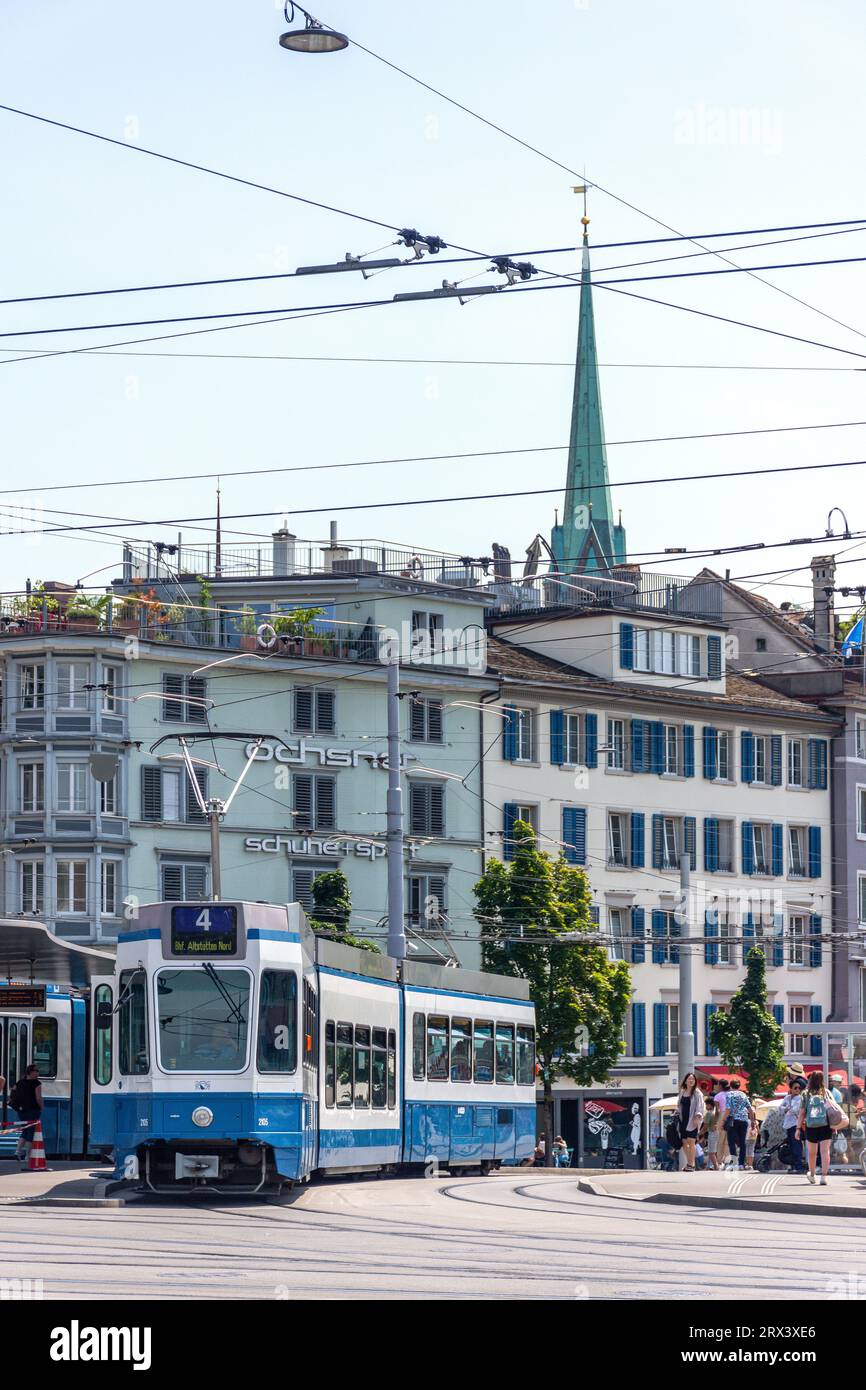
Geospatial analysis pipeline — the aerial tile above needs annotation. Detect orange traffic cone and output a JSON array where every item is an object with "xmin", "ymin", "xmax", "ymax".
[{"xmin": 27, "ymin": 1122, "xmax": 48, "ymax": 1172}]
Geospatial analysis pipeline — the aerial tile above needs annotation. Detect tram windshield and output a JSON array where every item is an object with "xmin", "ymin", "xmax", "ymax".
[{"xmin": 156, "ymin": 968, "xmax": 250, "ymax": 1072}]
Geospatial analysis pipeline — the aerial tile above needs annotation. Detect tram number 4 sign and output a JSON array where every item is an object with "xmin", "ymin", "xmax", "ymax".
[
  {"xmin": 171, "ymin": 905, "xmax": 238, "ymax": 956},
  {"xmin": 0, "ymin": 985, "xmax": 46, "ymax": 1010}
]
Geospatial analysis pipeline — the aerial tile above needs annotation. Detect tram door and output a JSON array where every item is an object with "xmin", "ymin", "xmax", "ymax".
[{"xmin": 0, "ymin": 1017, "xmax": 30, "ymax": 1153}]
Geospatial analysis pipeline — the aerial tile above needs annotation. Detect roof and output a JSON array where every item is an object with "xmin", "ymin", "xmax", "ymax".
[
  {"xmin": 0, "ymin": 919, "xmax": 114, "ymax": 988},
  {"xmin": 694, "ymin": 567, "xmax": 824, "ymax": 655},
  {"xmin": 485, "ymin": 635, "xmax": 836, "ymax": 722}
]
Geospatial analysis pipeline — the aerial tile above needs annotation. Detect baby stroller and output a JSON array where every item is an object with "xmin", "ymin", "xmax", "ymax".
[{"xmin": 754, "ymin": 1135, "xmax": 796, "ymax": 1173}]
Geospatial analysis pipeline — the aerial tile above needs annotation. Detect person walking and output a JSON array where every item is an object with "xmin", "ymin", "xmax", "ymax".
[
  {"xmin": 797, "ymin": 1070, "xmax": 845, "ymax": 1187},
  {"xmin": 781, "ymin": 1076, "xmax": 807, "ymax": 1173},
  {"xmin": 703, "ymin": 1098, "xmax": 721, "ymax": 1171},
  {"xmin": 724, "ymin": 1079, "xmax": 755, "ymax": 1170},
  {"xmin": 10, "ymin": 1065, "xmax": 42, "ymax": 1166},
  {"xmin": 677, "ymin": 1073, "xmax": 705, "ymax": 1172},
  {"xmin": 714, "ymin": 1078, "xmax": 731, "ymax": 1166}
]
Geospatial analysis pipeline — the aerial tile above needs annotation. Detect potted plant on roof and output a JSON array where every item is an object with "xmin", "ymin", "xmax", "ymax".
[
  {"xmin": 66, "ymin": 592, "xmax": 112, "ymax": 631},
  {"xmin": 196, "ymin": 576, "xmax": 214, "ymax": 644},
  {"xmin": 237, "ymin": 606, "xmax": 258, "ymax": 651},
  {"xmin": 273, "ymin": 606, "xmax": 326, "ymax": 654}
]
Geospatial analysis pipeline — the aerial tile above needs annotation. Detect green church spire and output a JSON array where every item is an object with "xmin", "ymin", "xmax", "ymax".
[{"xmin": 551, "ymin": 215, "xmax": 626, "ymax": 573}]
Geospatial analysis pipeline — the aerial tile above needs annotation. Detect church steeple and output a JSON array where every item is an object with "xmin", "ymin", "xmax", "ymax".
[{"xmin": 551, "ymin": 201, "xmax": 626, "ymax": 574}]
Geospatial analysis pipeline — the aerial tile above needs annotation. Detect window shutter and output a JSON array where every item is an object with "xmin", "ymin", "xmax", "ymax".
[
  {"xmin": 683, "ymin": 725, "xmax": 695, "ymax": 778},
  {"xmin": 691, "ymin": 1003, "xmax": 698, "ymax": 1043},
  {"xmin": 428, "ymin": 783, "xmax": 445, "ymax": 837},
  {"xmin": 810, "ymin": 1004, "xmax": 823, "ymax": 1058},
  {"xmin": 162, "ymin": 673, "xmax": 185, "ymax": 721},
  {"xmin": 707, "ymin": 634, "xmax": 722, "ymax": 680},
  {"xmin": 631, "ymin": 906, "xmax": 645, "ymax": 964},
  {"xmin": 503, "ymin": 706, "xmax": 518, "ymax": 761},
  {"xmin": 294, "ymin": 774, "xmax": 314, "ymax": 830},
  {"xmin": 141, "ymin": 766, "xmax": 163, "ymax": 821},
  {"xmin": 186, "ymin": 768, "xmax": 208, "ymax": 822},
  {"xmin": 703, "ymin": 726, "xmax": 717, "ymax": 780},
  {"xmin": 186, "ymin": 677, "xmax": 207, "ymax": 723},
  {"xmin": 807, "ymin": 738, "xmax": 827, "ymax": 789},
  {"xmin": 293, "ymin": 868, "xmax": 316, "ymax": 912},
  {"xmin": 651, "ymin": 910, "xmax": 667, "ymax": 964},
  {"xmin": 684, "ymin": 816, "xmax": 697, "ymax": 870},
  {"xmin": 741, "ymin": 731, "xmax": 755, "ymax": 784},
  {"xmin": 562, "ymin": 806, "xmax": 586, "ymax": 865},
  {"xmin": 741, "ymin": 821, "xmax": 754, "ymax": 876},
  {"xmin": 503, "ymin": 802, "xmax": 519, "ymax": 862},
  {"xmin": 630, "ymin": 812, "xmax": 645, "ymax": 868},
  {"xmin": 705, "ymin": 1004, "xmax": 718, "ymax": 1057},
  {"xmin": 315, "ymin": 776, "xmax": 336, "ymax": 831},
  {"xmin": 295, "ymin": 687, "xmax": 314, "ymax": 733},
  {"xmin": 649, "ymin": 721, "xmax": 664, "ymax": 774},
  {"xmin": 771, "ymin": 913, "xmax": 785, "ymax": 968},
  {"xmin": 653, "ymin": 1002, "xmax": 666, "ymax": 1057},
  {"xmin": 409, "ymin": 697, "xmax": 426, "ymax": 742},
  {"xmin": 630, "ymin": 719, "xmax": 646, "ymax": 772},
  {"xmin": 705, "ymin": 907, "xmax": 719, "ymax": 965},
  {"xmin": 669, "ymin": 914, "xmax": 681, "ymax": 965},
  {"xmin": 429, "ymin": 876, "xmax": 447, "ymax": 921},
  {"xmin": 810, "ymin": 914, "xmax": 822, "ymax": 968},
  {"xmin": 184, "ymin": 863, "xmax": 208, "ymax": 900},
  {"xmin": 549, "ymin": 709, "xmax": 565, "ymax": 765},
  {"xmin": 808, "ymin": 825, "xmax": 822, "ymax": 878},
  {"xmin": 743, "ymin": 911, "xmax": 755, "ymax": 946},
  {"xmin": 771, "ymin": 823, "xmax": 784, "ymax": 877},
  {"xmin": 772, "ymin": 1005, "xmax": 784, "ymax": 1026},
  {"xmin": 704, "ymin": 817, "xmax": 718, "ymax": 873},
  {"xmin": 770, "ymin": 735, "xmax": 783, "ymax": 786},
  {"xmin": 161, "ymin": 864, "xmax": 183, "ymax": 900},
  {"xmin": 652, "ymin": 814, "xmax": 664, "ymax": 869},
  {"xmin": 631, "ymin": 1002, "xmax": 646, "ymax": 1057},
  {"xmin": 426, "ymin": 700, "xmax": 443, "ymax": 743},
  {"xmin": 316, "ymin": 689, "xmax": 336, "ymax": 733},
  {"xmin": 584, "ymin": 712, "xmax": 598, "ymax": 769},
  {"xmin": 619, "ymin": 622, "xmax": 635, "ymax": 669}
]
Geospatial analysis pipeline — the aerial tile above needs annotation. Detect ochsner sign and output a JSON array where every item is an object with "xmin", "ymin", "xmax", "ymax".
[{"xmin": 246, "ymin": 739, "xmax": 416, "ymax": 770}]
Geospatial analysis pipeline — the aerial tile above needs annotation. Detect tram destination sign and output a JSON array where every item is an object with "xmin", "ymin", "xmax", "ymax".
[
  {"xmin": 0, "ymin": 985, "xmax": 46, "ymax": 1010},
  {"xmin": 170, "ymin": 906, "xmax": 238, "ymax": 956}
]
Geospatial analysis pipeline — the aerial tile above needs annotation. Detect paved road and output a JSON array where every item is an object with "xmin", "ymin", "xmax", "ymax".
[{"xmin": 2, "ymin": 1172, "xmax": 865, "ymax": 1299}]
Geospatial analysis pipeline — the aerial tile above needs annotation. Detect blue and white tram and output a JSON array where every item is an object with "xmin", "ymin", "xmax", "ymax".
[{"xmin": 92, "ymin": 900, "xmax": 537, "ymax": 1192}]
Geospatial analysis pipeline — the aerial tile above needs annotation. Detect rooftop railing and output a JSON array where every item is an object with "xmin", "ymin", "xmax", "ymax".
[
  {"xmin": 487, "ymin": 568, "xmax": 723, "ymax": 624},
  {"xmin": 122, "ymin": 539, "xmax": 484, "ymax": 586}
]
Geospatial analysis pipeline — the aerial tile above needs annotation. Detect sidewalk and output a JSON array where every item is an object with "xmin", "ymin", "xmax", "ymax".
[
  {"xmin": 0, "ymin": 1158, "xmax": 129, "ymax": 1206},
  {"xmin": 578, "ymin": 1168, "xmax": 866, "ymax": 1217}
]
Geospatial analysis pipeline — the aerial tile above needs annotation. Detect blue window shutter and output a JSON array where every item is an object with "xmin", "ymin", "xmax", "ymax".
[
  {"xmin": 650, "ymin": 721, "xmax": 664, "ymax": 774},
  {"xmin": 771, "ymin": 823, "xmax": 784, "ymax": 877},
  {"xmin": 631, "ymin": 719, "xmax": 646, "ymax": 772},
  {"xmin": 772, "ymin": 913, "xmax": 785, "ymax": 968},
  {"xmin": 684, "ymin": 816, "xmax": 697, "ymax": 870},
  {"xmin": 652, "ymin": 814, "xmax": 664, "ymax": 869},
  {"xmin": 691, "ymin": 1002, "xmax": 698, "ymax": 1043},
  {"xmin": 704, "ymin": 817, "xmax": 718, "ymax": 873},
  {"xmin": 741, "ymin": 731, "xmax": 755, "ymax": 784},
  {"xmin": 705, "ymin": 1004, "xmax": 718, "ymax": 1057},
  {"xmin": 503, "ymin": 706, "xmax": 518, "ymax": 761},
  {"xmin": 808, "ymin": 739, "xmax": 828, "ymax": 790},
  {"xmin": 619, "ymin": 622, "xmax": 635, "ymax": 669},
  {"xmin": 584, "ymin": 712, "xmax": 598, "ymax": 769},
  {"xmin": 705, "ymin": 907, "xmax": 719, "ymax": 965},
  {"xmin": 669, "ymin": 914, "xmax": 681, "ymax": 965},
  {"xmin": 808, "ymin": 825, "xmax": 822, "ymax": 879},
  {"xmin": 631, "ymin": 906, "xmax": 645, "ymax": 964},
  {"xmin": 630, "ymin": 812, "xmax": 645, "ymax": 867},
  {"xmin": 772, "ymin": 1004, "xmax": 784, "ymax": 1027},
  {"xmin": 651, "ymin": 909, "xmax": 667, "ymax": 964},
  {"xmin": 562, "ymin": 806, "xmax": 586, "ymax": 865},
  {"xmin": 707, "ymin": 634, "xmax": 722, "ymax": 680},
  {"xmin": 702, "ymin": 729, "xmax": 718, "ymax": 784},
  {"xmin": 631, "ymin": 1002, "xmax": 646, "ymax": 1057},
  {"xmin": 683, "ymin": 724, "xmax": 695, "ymax": 778},
  {"xmin": 810, "ymin": 914, "xmax": 822, "ymax": 968},
  {"xmin": 743, "ymin": 911, "xmax": 755, "ymax": 946},
  {"xmin": 503, "ymin": 802, "xmax": 519, "ymax": 861},
  {"xmin": 810, "ymin": 1004, "xmax": 823, "ymax": 1058},
  {"xmin": 549, "ymin": 709, "xmax": 565, "ymax": 765},
  {"xmin": 653, "ymin": 1002, "xmax": 666, "ymax": 1057},
  {"xmin": 770, "ymin": 735, "xmax": 783, "ymax": 786},
  {"xmin": 741, "ymin": 821, "xmax": 754, "ymax": 876}
]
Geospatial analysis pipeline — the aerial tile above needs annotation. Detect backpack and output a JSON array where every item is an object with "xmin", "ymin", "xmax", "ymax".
[
  {"xmin": 805, "ymin": 1093, "xmax": 827, "ymax": 1126},
  {"xmin": 665, "ymin": 1117, "xmax": 682, "ymax": 1150},
  {"xmin": 8, "ymin": 1083, "xmax": 22, "ymax": 1112}
]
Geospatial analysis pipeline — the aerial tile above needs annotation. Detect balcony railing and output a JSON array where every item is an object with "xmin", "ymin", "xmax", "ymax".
[
  {"xmin": 487, "ymin": 568, "xmax": 723, "ymax": 623},
  {"xmin": 122, "ymin": 539, "xmax": 483, "ymax": 586}
]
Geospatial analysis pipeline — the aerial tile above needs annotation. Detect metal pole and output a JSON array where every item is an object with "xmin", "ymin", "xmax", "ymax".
[
  {"xmin": 386, "ymin": 657, "xmax": 406, "ymax": 959},
  {"xmin": 209, "ymin": 805, "xmax": 222, "ymax": 900},
  {"xmin": 677, "ymin": 852, "xmax": 694, "ymax": 1082}
]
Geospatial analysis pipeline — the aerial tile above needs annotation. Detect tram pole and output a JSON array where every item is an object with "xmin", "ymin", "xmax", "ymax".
[
  {"xmin": 208, "ymin": 803, "xmax": 222, "ymax": 901},
  {"xmin": 386, "ymin": 655, "xmax": 406, "ymax": 960}
]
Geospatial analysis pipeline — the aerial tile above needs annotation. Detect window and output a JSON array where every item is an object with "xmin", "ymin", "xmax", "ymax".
[
  {"xmin": 859, "ymin": 874, "xmax": 866, "ymax": 927},
  {"xmin": 632, "ymin": 628, "xmax": 702, "ymax": 676},
  {"xmin": 474, "ymin": 1021, "xmax": 494, "ymax": 1082},
  {"xmin": 411, "ymin": 610, "xmax": 444, "ymax": 659},
  {"xmin": 336, "ymin": 1023, "xmax": 353, "ymax": 1106},
  {"xmin": 634, "ymin": 629, "xmax": 650, "ymax": 671},
  {"xmin": 387, "ymin": 1030, "xmax": 396, "ymax": 1108},
  {"xmin": 789, "ymin": 914, "xmax": 808, "ymax": 967},
  {"xmin": 788, "ymin": 739, "xmax": 803, "ymax": 788},
  {"xmin": 56, "ymin": 661, "xmax": 91, "ymax": 710},
  {"xmin": 101, "ymin": 860, "xmax": 120, "ymax": 916},
  {"xmin": 302, "ymin": 981, "xmax": 317, "ymax": 1073},
  {"xmin": 563, "ymin": 713, "xmax": 581, "ymax": 765},
  {"xmin": 19, "ymin": 763, "xmax": 44, "ymax": 813},
  {"xmin": 516, "ymin": 1026, "xmax": 535, "ymax": 1085},
  {"xmin": 661, "ymin": 631, "xmax": 676, "ymax": 675},
  {"xmin": 754, "ymin": 735, "xmax": 768, "ymax": 785},
  {"xmin": 20, "ymin": 860, "xmax": 44, "ymax": 914},
  {"xmin": 409, "ymin": 696, "xmax": 444, "ymax": 743},
  {"xmin": 608, "ymin": 813, "xmax": 628, "ymax": 868},
  {"xmin": 859, "ymin": 788, "xmax": 866, "ymax": 837},
  {"xmin": 56, "ymin": 762, "xmax": 88, "ymax": 813},
  {"xmin": 100, "ymin": 774, "xmax": 117, "ymax": 816},
  {"xmin": 412, "ymin": 1012, "xmax": 426, "ymax": 1080},
  {"xmin": 118, "ymin": 969, "xmax": 148, "ymax": 1075},
  {"xmin": 161, "ymin": 673, "xmax": 207, "ymax": 723},
  {"xmin": 790, "ymin": 1004, "xmax": 808, "ymax": 1055},
  {"xmin": 427, "ymin": 1015, "xmax": 449, "ymax": 1081},
  {"xmin": 408, "ymin": 873, "xmax": 447, "ymax": 928},
  {"xmin": 717, "ymin": 731, "xmax": 731, "ymax": 782},
  {"xmin": 857, "ymin": 718, "xmax": 866, "ymax": 761},
  {"xmin": 663, "ymin": 1003, "xmax": 679, "ymax": 1054},
  {"xmin": 157, "ymin": 969, "xmax": 249, "ymax": 1072},
  {"xmin": 663, "ymin": 817, "xmax": 680, "ymax": 869},
  {"xmin": 663, "ymin": 724, "xmax": 679, "ymax": 775},
  {"xmin": 752, "ymin": 824, "xmax": 769, "ymax": 875},
  {"xmin": 325, "ymin": 1021, "xmax": 336, "ymax": 1104},
  {"xmin": 372, "ymin": 1027, "xmax": 388, "ymax": 1109},
  {"xmin": 716, "ymin": 819, "xmax": 734, "ymax": 873},
  {"xmin": 608, "ymin": 907, "xmax": 627, "ymax": 961},
  {"xmin": 788, "ymin": 826, "xmax": 807, "ymax": 878},
  {"xmin": 93, "ymin": 984, "xmax": 113, "ymax": 1086},
  {"xmin": 354, "ymin": 1025, "xmax": 371, "ymax": 1108},
  {"xmin": 294, "ymin": 686, "xmax": 336, "ymax": 734},
  {"xmin": 495, "ymin": 1023, "xmax": 515, "ymax": 1084},
  {"xmin": 293, "ymin": 774, "xmax": 336, "ymax": 831},
  {"xmin": 101, "ymin": 666, "xmax": 118, "ymax": 713},
  {"xmin": 606, "ymin": 718, "xmax": 624, "ymax": 770},
  {"xmin": 56, "ymin": 860, "xmax": 87, "ymax": 914},
  {"xmin": 513, "ymin": 707, "xmax": 535, "ymax": 761},
  {"xmin": 257, "ymin": 971, "xmax": 297, "ymax": 1073},
  {"xmin": 31, "ymin": 1017, "xmax": 57, "ymax": 1078},
  {"xmin": 409, "ymin": 781, "xmax": 446, "ymax": 837},
  {"xmin": 291, "ymin": 866, "xmax": 329, "ymax": 915},
  {"xmin": 19, "ymin": 664, "xmax": 45, "ymax": 711},
  {"xmin": 756, "ymin": 638, "xmax": 767, "ymax": 653},
  {"xmin": 161, "ymin": 860, "xmax": 209, "ymax": 901},
  {"xmin": 450, "ymin": 1018, "xmax": 472, "ymax": 1082},
  {"xmin": 656, "ymin": 911, "xmax": 680, "ymax": 965}
]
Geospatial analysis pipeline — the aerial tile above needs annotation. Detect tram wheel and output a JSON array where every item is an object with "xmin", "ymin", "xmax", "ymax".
[{"xmin": 480, "ymin": 1161, "xmax": 493, "ymax": 1176}]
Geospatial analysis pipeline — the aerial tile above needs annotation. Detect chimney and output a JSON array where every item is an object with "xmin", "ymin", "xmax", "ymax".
[
  {"xmin": 811, "ymin": 554, "xmax": 836, "ymax": 652},
  {"xmin": 272, "ymin": 524, "xmax": 296, "ymax": 576}
]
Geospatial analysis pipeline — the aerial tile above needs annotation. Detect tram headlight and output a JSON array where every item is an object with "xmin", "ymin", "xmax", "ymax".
[{"xmin": 192, "ymin": 1106, "xmax": 214, "ymax": 1128}]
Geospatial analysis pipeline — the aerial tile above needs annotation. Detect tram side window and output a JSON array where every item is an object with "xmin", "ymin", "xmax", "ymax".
[
  {"xmin": 354, "ymin": 1025, "xmax": 371, "ymax": 1108},
  {"xmin": 495, "ymin": 1023, "xmax": 515, "ymax": 1084},
  {"xmin": 450, "ymin": 1017, "xmax": 472, "ymax": 1082},
  {"xmin": 324, "ymin": 1021, "xmax": 335, "ymax": 1107},
  {"xmin": 119, "ymin": 970, "xmax": 149, "ymax": 1075},
  {"xmin": 473, "ymin": 1020, "xmax": 494, "ymax": 1083},
  {"xmin": 32, "ymin": 1017, "xmax": 57, "ymax": 1079},
  {"xmin": 371, "ymin": 1027, "xmax": 387, "ymax": 1109},
  {"xmin": 336, "ymin": 1023, "xmax": 353, "ymax": 1107},
  {"xmin": 303, "ymin": 980, "xmax": 318, "ymax": 1071},
  {"xmin": 427, "ymin": 1015, "xmax": 449, "ymax": 1081},
  {"xmin": 412, "ymin": 1012, "xmax": 426, "ymax": 1080},
  {"xmin": 93, "ymin": 985, "xmax": 113, "ymax": 1086},
  {"xmin": 387, "ymin": 1029, "xmax": 396, "ymax": 1108},
  {"xmin": 516, "ymin": 1025, "xmax": 536, "ymax": 1086},
  {"xmin": 19, "ymin": 1023, "xmax": 28, "ymax": 1071},
  {"xmin": 8, "ymin": 1024, "xmax": 17, "ymax": 1090},
  {"xmin": 257, "ymin": 971, "xmax": 297, "ymax": 1074}
]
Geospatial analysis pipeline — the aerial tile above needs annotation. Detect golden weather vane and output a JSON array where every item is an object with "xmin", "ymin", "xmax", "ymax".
[{"xmin": 572, "ymin": 183, "xmax": 590, "ymax": 235}]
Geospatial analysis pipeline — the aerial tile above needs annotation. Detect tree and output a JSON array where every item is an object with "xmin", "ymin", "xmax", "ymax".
[
  {"xmin": 474, "ymin": 821, "xmax": 631, "ymax": 1164},
  {"xmin": 708, "ymin": 946, "xmax": 785, "ymax": 1095},
  {"xmin": 310, "ymin": 869, "xmax": 380, "ymax": 954}
]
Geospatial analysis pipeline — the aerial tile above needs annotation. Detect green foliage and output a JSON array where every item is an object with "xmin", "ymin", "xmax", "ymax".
[
  {"xmin": 310, "ymin": 869, "xmax": 380, "ymax": 954},
  {"xmin": 66, "ymin": 592, "xmax": 112, "ymax": 622},
  {"xmin": 708, "ymin": 946, "xmax": 786, "ymax": 1095},
  {"xmin": 273, "ymin": 606, "xmax": 326, "ymax": 637},
  {"xmin": 238, "ymin": 605, "xmax": 257, "ymax": 635}
]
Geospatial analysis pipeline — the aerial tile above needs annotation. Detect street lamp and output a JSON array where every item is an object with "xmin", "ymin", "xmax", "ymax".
[{"xmin": 279, "ymin": 3, "xmax": 349, "ymax": 53}]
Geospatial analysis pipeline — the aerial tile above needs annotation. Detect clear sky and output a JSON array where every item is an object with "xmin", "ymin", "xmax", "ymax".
[{"xmin": 2, "ymin": 0, "xmax": 865, "ymax": 613}]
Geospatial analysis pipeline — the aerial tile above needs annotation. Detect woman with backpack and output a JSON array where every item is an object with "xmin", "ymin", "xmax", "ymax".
[{"xmin": 796, "ymin": 1070, "xmax": 846, "ymax": 1186}]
